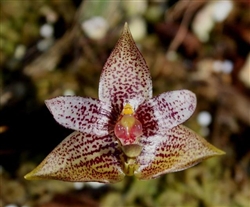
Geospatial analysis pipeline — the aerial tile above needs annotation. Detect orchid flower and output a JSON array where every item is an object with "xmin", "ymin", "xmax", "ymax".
[{"xmin": 25, "ymin": 23, "xmax": 225, "ymax": 183}]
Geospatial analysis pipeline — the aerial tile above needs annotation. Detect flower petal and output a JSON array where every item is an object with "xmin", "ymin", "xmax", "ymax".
[
  {"xmin": 24, "ymin": 131, "xmax": 125, "ymax": 183},
  {"xmin": 45, "ymin": 96, "xmax": 112, "ymax": 136},
  {"xmin": 134, "ymin": 125, "xmax": 225, "ymax": 180},
  {"xmin": 98, "ymin": 23, "xmax": 152, "ymax": 113},
  {"xmin": 136, "ymin": 90, "xmax": 197, "ymax": 136}
]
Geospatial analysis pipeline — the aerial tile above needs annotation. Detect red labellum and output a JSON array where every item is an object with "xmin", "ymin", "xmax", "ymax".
[
  {"xmin": 114, "ymin": 114, "xmax": 143, "ymax": 145},
  {"xmin": 114, "ymin": 103, "xmax": 143, "ymax": 145}
]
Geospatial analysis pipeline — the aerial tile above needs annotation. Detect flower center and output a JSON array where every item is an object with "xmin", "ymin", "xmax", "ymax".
[{"xmin": 114, "ymin": 103, "xmax": 143, "ymax": 146}]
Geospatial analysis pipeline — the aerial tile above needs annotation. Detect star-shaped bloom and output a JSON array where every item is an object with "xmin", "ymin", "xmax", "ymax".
[{"xmin": 25, "ymin": 23, "xmax": 225, "ymax": 183}]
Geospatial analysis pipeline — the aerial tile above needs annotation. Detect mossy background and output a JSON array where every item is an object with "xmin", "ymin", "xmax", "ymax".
[{"xmin": 1, "ymin": 1, "xmax": 249, "ymax": 207}]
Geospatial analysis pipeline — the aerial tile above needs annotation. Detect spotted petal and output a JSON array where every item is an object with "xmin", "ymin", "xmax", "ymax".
[
  {"xmin": 45, "ymin": 96, "xmax": 111, "ymax": 136},
  {"xmin": 25, "ymin": 131, "xmax": 125, "ymax": 183},
  {"xmin": 136, "ymin": 90, "xmax": 196, "ymax": 136},
  {"xmin": 135, "ymin": 125, "xmax": 225, "ymax": 180},
  {"xmin": 98, "ymin": 23, "xmax": 152, "ymax": 113}
]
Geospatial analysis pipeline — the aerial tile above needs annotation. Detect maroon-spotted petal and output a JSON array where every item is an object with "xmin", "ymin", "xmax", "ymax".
[
  {"xmin": 98, "ymin": 23, "xmax": 152, "ymax": 113},
  {"xmin": 45, "ymin": 96, "xmax": 111, "ymax": 136},
  {"xmin": 24, "ymin": 131, "xmax": 125, "ymax": 183},
  {"xmin": 135, "ymin": 125, "xmax": 225, "ymax": 180},
  {"xmin": 136, "ymin": 90, "xmax": 196, "ymax": 136}
]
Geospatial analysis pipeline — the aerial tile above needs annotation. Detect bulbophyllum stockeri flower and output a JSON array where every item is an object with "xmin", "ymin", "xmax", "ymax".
[{"xmin": 25, "ymin": 23, "xmax": 225, "ymax": 183}]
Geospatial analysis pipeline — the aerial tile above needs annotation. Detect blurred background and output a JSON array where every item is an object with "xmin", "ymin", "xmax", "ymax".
[{"xmin": 0, "ymin": 0, "xmax": 249, "ymax": 206}]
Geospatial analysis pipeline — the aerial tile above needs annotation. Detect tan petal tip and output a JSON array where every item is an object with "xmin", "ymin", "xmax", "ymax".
[
  {"xmin": 24, "ymin": 172, "xmax": 37, "ymax": 180},
  {"xmin": 207, "ymin": 143, "xmax": 226, "ymax": 158},
  {"xmin": 122, "ymin": 22, "xmax": 131, "ymax": 35},
  {"xmin": 215, "ymin": 148, "xmax": 226, "ymax": 156},
  {"xmin": 24, "ymin": 168, "xmax": 45, "ymax": 180}
]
